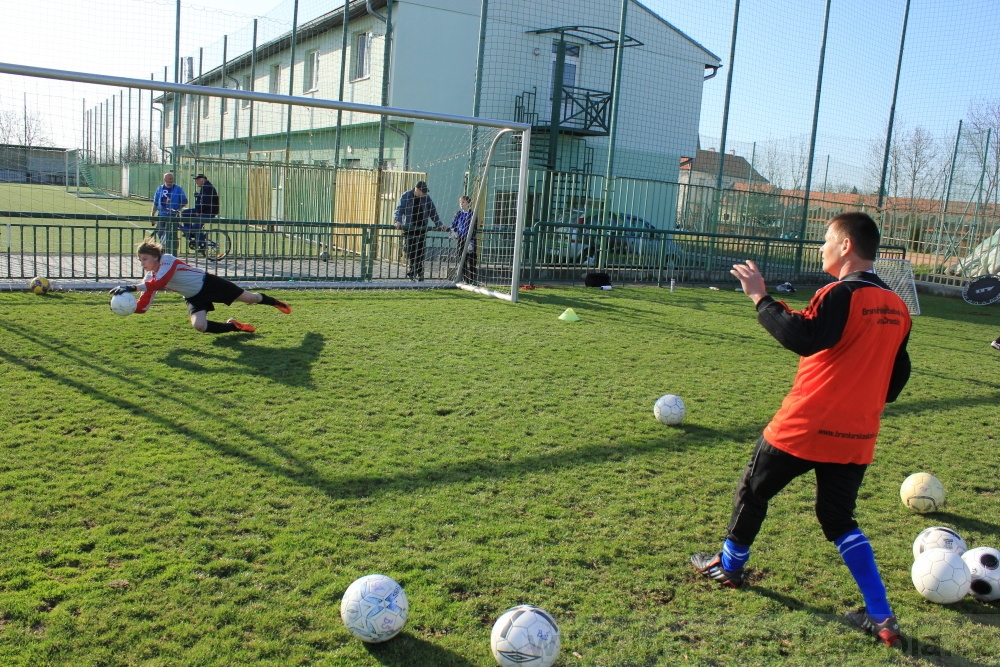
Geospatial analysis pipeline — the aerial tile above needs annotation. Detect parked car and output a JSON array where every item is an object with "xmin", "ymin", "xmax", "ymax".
[{"xmin": 542, "ymin": 210, "xmax": 681, "ymax": 263}]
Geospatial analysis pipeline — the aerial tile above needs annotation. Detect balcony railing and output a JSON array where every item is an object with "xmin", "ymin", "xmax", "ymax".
[{"xmin": 514, "ymin": 86, "xmax": 612, "ymax": 135}]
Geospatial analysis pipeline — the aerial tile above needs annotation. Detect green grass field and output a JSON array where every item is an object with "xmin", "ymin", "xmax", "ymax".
[
  {"xmin": 0, "ymin": 184, "xmax": 152, "ymax": 218},
  {"xmin": 0, "ymin": 286, "xmax": 998, "ymax": 666}
]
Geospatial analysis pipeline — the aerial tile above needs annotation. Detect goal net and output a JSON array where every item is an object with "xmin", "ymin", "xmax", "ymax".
[
  {"xmin": 874, "ymin": 257, "xmax": 921, "ymax": 316},
  {"xmin": 0, "ymin": 63, "xmax": 529, "ymax": 302}
]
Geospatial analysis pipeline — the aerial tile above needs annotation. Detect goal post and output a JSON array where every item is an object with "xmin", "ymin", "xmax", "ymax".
[
  {"xmin": 0, "ymin": 62, "xmax": 530, "ymax": 302},
  {"xmin": 874, "ymin": 257, "xmax": 921, "ymax": 316}
]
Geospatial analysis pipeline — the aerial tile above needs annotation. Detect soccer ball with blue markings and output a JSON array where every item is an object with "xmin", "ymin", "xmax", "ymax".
[
  {"xmin": 340, "ymin": 574, "xmax": 409, "ymax": 643},
  {"xmin": 490, "ymin": 604, "xmax": 560, "ymax": 667},
  {"xmin": 653, "ymin": 394, "xmax": 686, "ymax": 425}
]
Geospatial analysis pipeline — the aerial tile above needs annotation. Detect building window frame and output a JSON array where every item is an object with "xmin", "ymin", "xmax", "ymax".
[
  {"xmin": 303, "ymin": 49, "xmax": 320, "ymax": 93},
  {"xmin": 269, "ymin": 63, "xmax": 282, "ymax": 95},
  {"xmin": 351, "ymin": 32, "xmax": 372, "ymax": 81}
]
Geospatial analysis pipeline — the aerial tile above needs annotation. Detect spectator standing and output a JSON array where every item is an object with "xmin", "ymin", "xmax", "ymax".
[
  {"xmin": 451, "ymin": 195, "xmax": 478, "ymax": 283},
  {"xmin": 394, "ymin": 180, "xmax": 446, "ymax": 281}
]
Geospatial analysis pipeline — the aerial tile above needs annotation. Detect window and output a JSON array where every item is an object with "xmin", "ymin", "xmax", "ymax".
[
  {"xmin": 303, "ymin": 50, "xmax": 320, "ymax": 93},
  {"xmin": 201, "ymin": 95, "xmax": 209, "ymax": 118},
  {"xmin": 550, "ymin": 42, "xmax": 580, "ymax": 94},
  {"xmin": 352, "ymin": 33, "xmax": 371, "ymax": 80},
  {"xmin": 342, "ymin": 158, "xmax": 361, "ymax": 168},
  {"xmin": 269, "ymin": 64, "xmax": 281, "ymax": 94},
  {"xmin": 242, "ymin": 75, "xmax": 252, "ymax": 107}
]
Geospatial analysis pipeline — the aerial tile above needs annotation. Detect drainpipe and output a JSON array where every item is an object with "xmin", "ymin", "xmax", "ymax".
[
  {"xmin": 366, "ymin": 0, "xmax": 386, "ymax": 22},
  {"xmin": 387, "ymin": 122, "xmax": 410, "ymax": 170}
]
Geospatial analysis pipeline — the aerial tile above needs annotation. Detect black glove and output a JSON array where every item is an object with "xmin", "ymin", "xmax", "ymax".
[{"xmin": 109, "ymin": 285, "xmax": 137, "ymax": 296}]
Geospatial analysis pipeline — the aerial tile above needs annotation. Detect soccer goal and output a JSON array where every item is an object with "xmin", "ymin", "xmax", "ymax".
[
  {"xmin": 874, "ymin": 257, "xmax": 921, "ymax": 316},
  {"xmin": 0, "ymin": 62, "xmax": 530, "ymax": 302}
]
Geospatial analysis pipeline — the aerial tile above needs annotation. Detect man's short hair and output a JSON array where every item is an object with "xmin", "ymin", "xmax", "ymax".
[{"xmin": 828, "ymin": 212, "xmax": 880, "ymax": 261}]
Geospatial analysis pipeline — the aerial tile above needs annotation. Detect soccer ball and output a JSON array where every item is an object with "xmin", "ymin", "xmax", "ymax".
[
  {"xmin": 29, "ymin": 276, "xmax": 51, "ymax": 294},
  {"xmin": 110, "ymin": 292, "xmax": 138, "ymax": 316},
  {"xmin": 912, "ymin": 526, "xmax": 967, "ymax": 560},
  {"xmin": 911, "ymin": 548, "xmax": 971, "ymax": 604},
  {"xmin": 490, "ymin": 605, "xmax": 560, "ymax": 667},
  {"xmin": 899, "ymin": 472, "xmax": 945, "ymax": 513},
  {"xmin": 653, "ymin": 394, "xmax": 685, "ymax": 425},
  {"xmin": 962, "ymin": 546, "xmax": 1000, "ymax": 602},
  {"xmin": 340, "ymin": 574, "xmax": 408, "ymax": 643}
]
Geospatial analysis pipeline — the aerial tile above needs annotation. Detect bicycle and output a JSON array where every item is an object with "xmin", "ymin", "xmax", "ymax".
[{"xmin": 179, "ymin": 220, "xmax": 232, "ymax": 261}]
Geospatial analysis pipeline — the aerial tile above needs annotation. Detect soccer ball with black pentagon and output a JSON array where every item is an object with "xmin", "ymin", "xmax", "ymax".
[
  {"xmin": 911, "ymin": 548, "xmax": 971, "ymax": 604},
  {"xmin": 653, "ymin": 394, "xmax": 685, "ymax": 425},
  {"xmin": 340, "ymin": 574, "xmax": 409, "ymax": 642},
  {"xmin": 490, "ymin": 605, "xmax": 560, "ymax": 667},
  {"xmin": 912, "ymin": 526, "xmax": 967, "ymax": 560},
  {"xmin": 962, "ymin": 546, "xmax": 1000, "ymax": 602},
  {"xmin": 899, "ymin": 472, "xmax": 945, "ymax": 513},
  {"xmin": 29, "ymin": 276, "xmax": 51, "ymax": 294}
]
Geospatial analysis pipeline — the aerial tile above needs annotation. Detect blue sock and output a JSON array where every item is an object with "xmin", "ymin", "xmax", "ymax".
[
  {"xmin": 721, "ymin": 539, "xmax": 750, "ymax": 571},
  {"xmin": 835, "ymin": 528, "xmax": 892, "ymax": 623}
]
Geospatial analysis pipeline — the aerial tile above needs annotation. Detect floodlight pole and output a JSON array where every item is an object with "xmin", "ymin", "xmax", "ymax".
[
  {"xmin": 600, "ymin": 0, "xmax": 629, "ymax": 251},
  {"xmin": 219, "ymin": 36, "xmax": 228, "ymax": 159},
  {"xmin": 284, "ymin": 0, "xmax": 300, "ymax": 164},
  {"xmin": 247, "ymin": 20, "xmax": 258, "ymax": 160},
  {"xmin": 793, "ymin": 0, "xmax": 831, "ymax": 278},
  {"xmin": 878, "ymin": 0, "xmax": 911, "ymax": 210},
  {"xmin": 714, "ymin": 0, "xmax": 741, "ymax": 234},
  {"xmin": 334, "ymin": 0, "xmax": 350, "ymax": 167}
]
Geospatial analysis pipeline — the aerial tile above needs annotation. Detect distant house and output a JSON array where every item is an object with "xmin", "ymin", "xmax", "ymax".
[
  {"xmin": 156, "ymin": 0, "xmax": 720, "ymax": 227},
  {"xmin": 0, "ymin": 144, "xmax": 77, "ymax": 185},
  {"xmin": 678, "ymin": 148, "xmax": 767, "ymax": 190}
]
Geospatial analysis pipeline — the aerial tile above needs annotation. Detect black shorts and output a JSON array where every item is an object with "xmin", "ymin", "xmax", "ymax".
[{"xmin": 185, "ymin": 273, "xmax": 245, "ymax": 316}]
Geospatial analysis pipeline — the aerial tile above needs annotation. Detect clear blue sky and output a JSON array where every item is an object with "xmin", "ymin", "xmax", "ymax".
[{"xmin": 2, "ymin": 0, "xmax": 998, "ymax": 189}]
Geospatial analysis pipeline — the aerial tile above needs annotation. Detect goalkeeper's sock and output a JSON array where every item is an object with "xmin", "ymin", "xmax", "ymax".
[
  {"xmin": 836, "ymin": 528, "xmax": 893, "ymax": 623},
  {"xmin": 258, "ymin": 294, "xmax": 278, "ymax": 306},
  {"xmin": 721, "ymin": 539, "xmax": 750, "ymax": 572},
  {"xmin": 205, "ymin": 320, "xmax": 238, "ymax": 334}
]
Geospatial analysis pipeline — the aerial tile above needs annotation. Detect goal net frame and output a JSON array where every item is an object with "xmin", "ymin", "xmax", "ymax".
[
  {"xmin": 874, "ymin": 257, "xmax": 921, "ymax": 316},
  {"xmin": 0, "ymin": 62, "xmax": 531, "ymax": 303}
]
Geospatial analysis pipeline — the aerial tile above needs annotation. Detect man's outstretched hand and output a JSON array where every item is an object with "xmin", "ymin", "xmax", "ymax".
[{"xmin": 731, "ymin": 260, "xmax": 768, "ymax": 305}]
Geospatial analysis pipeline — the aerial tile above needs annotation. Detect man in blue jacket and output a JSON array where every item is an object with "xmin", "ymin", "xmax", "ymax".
[
  {"xmin": 151, "ymin": 172, "xmax": 188, "ymax": 239},
  {"xmin": 394, "ymin": 180, "xmax": 446, "ymax": 281}
]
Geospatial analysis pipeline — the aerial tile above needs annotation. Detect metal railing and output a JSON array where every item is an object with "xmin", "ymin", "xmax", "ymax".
[{"xmin": 521, "ymin": 222, "xmax": 907, "ymax": 287}]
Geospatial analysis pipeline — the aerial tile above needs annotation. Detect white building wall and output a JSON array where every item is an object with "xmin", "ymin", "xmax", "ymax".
[{"xmin": 388, "ymin": 0, "xmax": 480, "ymax": 116}]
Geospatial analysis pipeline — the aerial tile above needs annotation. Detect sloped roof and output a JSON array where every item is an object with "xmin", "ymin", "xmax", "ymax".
[
  {"xmin": 681, "ymin": 149, "xmax": 767, "ymax": 183},
  {"xmin": 632, "ymin": 0, "xmax": 721, "ymax": 63}
]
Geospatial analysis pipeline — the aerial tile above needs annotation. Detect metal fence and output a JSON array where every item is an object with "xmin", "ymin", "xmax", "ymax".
[{"xmin": 1, "ymin": 212, "xmax": 904, "ymax": 288}]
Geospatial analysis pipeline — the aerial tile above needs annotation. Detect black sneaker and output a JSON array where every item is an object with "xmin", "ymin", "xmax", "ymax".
[
  {"xmin": 991, "ymin": 339, "xmax": 1000, "ymax": 351},
  {"xmin": 845, "ymin": 608, "xmax": 902, "ymax": 647},
  {"xmin": 690, "ymin": 552, "xmax": 744, "ymax": 588}
]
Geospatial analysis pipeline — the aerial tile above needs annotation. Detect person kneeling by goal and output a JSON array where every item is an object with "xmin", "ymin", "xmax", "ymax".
[{"xmin": 109, "ymin": 237, "xmax": 291, "ymax": 333}]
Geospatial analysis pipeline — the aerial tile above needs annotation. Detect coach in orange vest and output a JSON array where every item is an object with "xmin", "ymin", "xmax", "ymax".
[{"xmin": 691, "ymin": 212, "xmax": 912, "ymax": 648}]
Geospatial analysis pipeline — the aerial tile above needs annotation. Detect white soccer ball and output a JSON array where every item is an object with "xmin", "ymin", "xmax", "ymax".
[
  {"xmin": 899, "ymin": 472, "xmax": 945, "ymax": 513},
  {"xmin": 912, "ymin": 526, "xmax": 967, "ymax": 560},
  {"xmin": 490, "ymin": 605, "xmax": 561, "ymax": 667},
  {"xmin": 653, "ymin": 394, "xmax": 685, "ymax": 425},
  {"xmin": 109, "ymin": 292, "xmax": 138, "ymax": 316},
  {"xmin": 962, "ymin": 546, "xmax": 1000, "ymax": 602},
  {"xmin": 340, "ymin": 574, "xmax": 409, "ymax": 643},
  {"xmin": 911, "ymin": 548, "xmax": 971, "ymax": 604}
]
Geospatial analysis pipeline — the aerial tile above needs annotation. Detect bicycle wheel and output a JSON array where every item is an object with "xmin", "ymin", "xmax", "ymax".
[{"xmin": 200, "ymin": 230, "xmax": 232, "ymax": 261}]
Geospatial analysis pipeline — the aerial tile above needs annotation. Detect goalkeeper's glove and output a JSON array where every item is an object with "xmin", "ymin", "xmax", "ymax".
[{"xmin": 109, "ymin": 285, "xmax": 137, "ymax": 296}]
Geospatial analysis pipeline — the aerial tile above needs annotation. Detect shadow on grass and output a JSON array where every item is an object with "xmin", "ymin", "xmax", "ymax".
[
  {"xmin": 751, "ymin": 587, "xmax": 993, "ymax": 666},
  {"xmin": 884, "ymin": 389, "xmax": 1000, "ymax": 417},
  {"xmin": 162, "ymin": 332, "xmax": 325, "ymax": 388},
  {"xmin": 362, "ymin": 634, "xmax": 475, "ymax": 667},
  {"xmin": 0, "ymin": 319, "xmax": 758, "ymax": 505},
  {"xmin": 925, "ymin": 511, "xmax": 1000, "ymax": 538}
]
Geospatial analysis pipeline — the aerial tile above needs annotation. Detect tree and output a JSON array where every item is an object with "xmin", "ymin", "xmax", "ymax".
[
  {"xmin": 0, "ymin": 99, "xmax": 50, "ymax": 147},
  {"xmin": 966, "ymin": 99, "xmax": 1000, "ymax": 208},
  {"xmin": 118, "ymin": 136, "xmax": 158, "ymax": 164}
]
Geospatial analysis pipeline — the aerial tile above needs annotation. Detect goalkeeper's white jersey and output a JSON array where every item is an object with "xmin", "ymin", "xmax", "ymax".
[{"xmin": 135, "ymin": 254, "xmax": 206, "ymax": 313}]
